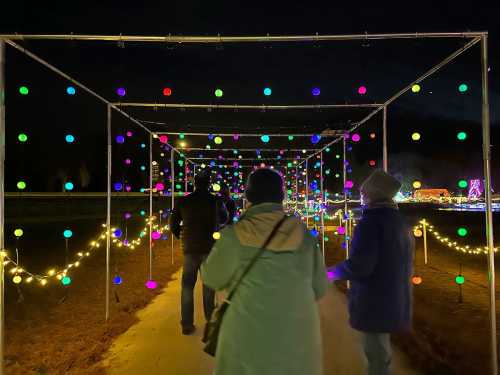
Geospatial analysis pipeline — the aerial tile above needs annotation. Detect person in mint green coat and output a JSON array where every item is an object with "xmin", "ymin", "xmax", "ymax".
[{"xmin": 201, "ymin": 168, "xmax": 328, "ymax": 375}]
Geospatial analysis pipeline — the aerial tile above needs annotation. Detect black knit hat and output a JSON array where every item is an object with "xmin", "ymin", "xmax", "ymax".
[
  {"xmin": 194, "ymin": 169, "xmax": 211, "ymax": 190},
  {"xmin": 245, "ymin": 168, "xmax": 284, "ymax": 205}
]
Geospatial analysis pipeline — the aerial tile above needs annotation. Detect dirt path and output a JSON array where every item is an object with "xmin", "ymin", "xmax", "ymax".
[{"xmin": 101, "ymin": 270, "xmax": 420, "ymax": 374}]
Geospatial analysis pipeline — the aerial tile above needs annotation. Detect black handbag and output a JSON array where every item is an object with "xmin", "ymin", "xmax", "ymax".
[{"xmin": 202, "ymin": 214, "xmax": 288, "ymax": 356}]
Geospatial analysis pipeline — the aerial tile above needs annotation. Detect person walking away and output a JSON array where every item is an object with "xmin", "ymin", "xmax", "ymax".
[
  {"xmin": 330, "ymin": 169, "xmax": 414, "ymax": 375},
  {"xmin": 170, "ymin": 170, "xmax": 228, "ymax": 335},
  {"xmin": 220, "ymin": 184, "xmax": 237, "ymax": 224},
  {"xmin": 201, "ymin": 168, "xmax": 328, "ymax": 375}
]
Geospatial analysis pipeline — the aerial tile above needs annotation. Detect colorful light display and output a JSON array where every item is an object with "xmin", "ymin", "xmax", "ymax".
[
  {"xmin": 312, "ymin": 87, "xmax": 320, "ymax": 96},
  {"xmin": 411, "ymin": 132, "xmax": 421, "ymax": 141},
  {"xmin": 65, "ymin": 134, "xmax": 75, "ymax": 143},
  {"xmin": 19, "ymin": 86, "xmax": 29, "ymax": 95},
  {"xmin": 63, "ymin": 230, "xmax": 73, "ymax": 239},
  {"xmin": 215, "ymin": 89, "xmax": 223, "ymax": 97},
  {"xmin": 163, "ymin": 87, "xmax": 172, "ymax": 96},
  {"xmin": 261, "ymin": 135, "xmax": 270, "ymax": 143},
  {"xmin": 18, "ymin": 133, "xmax": 28, "ymax": 142},
  {"xmin": 457, "ymin": 131, "xmax": 467, "ymax": 141},
  {"xmin": 458, "ymin": 83, "xmax": 468, "ymax": 93},
  {"xmin": 411, "ymin": 84, "xmax": 421, "ymax": 93},
  {"xmin": 263, "ymin": 87, "xmax": 272, "ymax": 96},
  {"xmin": 117, "ymin": 87, "xmax": 126, "ymax": 97},
  {"xmin": 358, "ymin": 86, "xmax": 367, "ymax": 95},
  {"xmin": 17, "ymin": 181, "xmax": 26, "ymax": 190},
  {"xmin": 66, "ymin": 86, "xmax": 76, "ymax": 95}
]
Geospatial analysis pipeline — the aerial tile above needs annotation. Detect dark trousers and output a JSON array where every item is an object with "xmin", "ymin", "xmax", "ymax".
[{"xmin": 181, "ymin": 253, "xmax": 215, "ymax": 327}]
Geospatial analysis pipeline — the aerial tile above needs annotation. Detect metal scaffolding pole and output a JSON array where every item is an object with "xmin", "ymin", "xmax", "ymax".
[
  {"xmin": 305, "ymin": 159, "xmax": 309, "ymax": 228},
  {"xmin": 295, "ymin": 165, "xmax": 299, "ymax": 214},
  {"xmin": 116, "ymin": 102, "xmax": 381, "ymax": 110},
  {"xmin": 170, "ymin": 148, "xmax": 175, "ymax": 265},
  {"xmin": 480, "ymin": 35, "xmax": 498, "ymax": 375},
  {"xmin": 149, "ymin": 133, "xmax": 153, "ymax": 281},
  {"xmin": 383, "ymin": 106, "xmax": 388, "ymax": 172},
  {"xmin": 343, "ymin": 136, "xmax": 350, "ymax": 289},
  {"xmin": 0, "ymin": 32, "xmax": 486, "ymax": 43},
  {"xmin": 105, "ymin": 105, "xmax": 112, "ymax": 322},
  {"xmin": 320, "ymin": 152, "xmax": 325, "ymax": 261},
  {"xmin": 0, "ymin": 40, "xmax": 5, "ymax": 375}
]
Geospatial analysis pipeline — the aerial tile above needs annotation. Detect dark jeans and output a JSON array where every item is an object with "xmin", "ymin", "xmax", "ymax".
[{"xmin": 181, "ymin": 253, "xmax": 215, "ymax": 327}]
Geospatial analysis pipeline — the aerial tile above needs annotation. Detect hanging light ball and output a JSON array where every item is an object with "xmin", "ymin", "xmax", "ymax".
[
  {"xmin": 411, "ymin": 132, "xmax": 421, "ymax": 141},
  {"xmin": 345, "ymin": 180, "xmax": 354, "ymax": 189},
  {"xmin": 214, "ymin": 136, "xmax": 223, "ymax": 145},
  {"xmin": 311, "ymin": 134, "xmax": 321, "ymax": 144},
  {"xmin": 358, "ymin": 86, "xmax": 367, "ymax": 95},
  {"xmin": 369, "ymin": 160, "xmax": 376, "ymax": 167},
  {"xmin": 457, "ymin": 131, "xmax": 467, "ymax": 141},
  {"xmin": 351, "ymin": 134, "xmax": 361, "ymax": 142},
  {"xmin": 455, "ymin": 275, "xmax": 465, "ymax": 285},
  {"xmin": 66, "ymin": 86, "xmax": 76, "ymax": 95},
  {"xmin": 369, "ymin": 133, "xmax": 376, "ymax": 139},
  {"xmin": 63, "ymin": 229, "xmax": 73, "ymax": 239},
  {"xmin": 412, "ymin": 180, "xmax": 422, "ymax": 189},
  {"xmin": 62, "ymin": 276, "xmax": 72, "ymax": 286},
  {"xmin": 312, "ymin": 87, "xmax": 321, "ymax": 96},
  {"xmin": 14, "ymin": 228, "xmax": 24, "ymax": 237},
  {"xmin": 457, "ymin": 227, "xmax": 468, "ymax": 237},
  {"xmin": 215, "ymin": 89, "xmax": 223, "ymax": 97},
  {"xmin": 213, "ymin": 232, "xmax": 221, "ymax": 240},
  {"xmin": 64, "ymin": 182, "xmax": 74, "ymax": 191},
  {"xmin": 458, "ymin": 83, "xmax": 468, "ymax": 93},
  {"xmin": 458, "ymin": 179, "xmax": 468, "ymax": 189},
  {"xmin": 412, "ymin": 276, "xmax": 423, "ymax": 285},
  {"xmin": 261, "ymin": 135, "xmax": 270, "ymax": 143},
  {"xmin": 113, "ymin": 228, "xmax": 123, "ymax": 238},
  {"xmin": 159, "ymin": 135, "xmax": 168, "ymax": 144},
  {"xmin": 17, "ymin": 181, "xmax": 26, "ymax": 190},
  {"xmin": 65, "ymin": 134, "xmax": 75, "ymax": 143},
  {"xmin": 19, "ymin": 86, "xmax": 29, "ymax": 95},
  {"xmin": 212, "ymin": 183, "xmax": 221, "ymax": 192},
  {"xmin": 151, "ymin": 231, "xmax": 161, "ymax": 240},
  {"xmin": 337, "ymin": 226, "xmax": 346, "ymax": 235},
  {"xmin": 116, "ymin": 87, "xmax": 126, "ymax": 97},
  {"xmin": 145, "ymin": 280, "xmax": 158, "ymax": 289},
  {"xmin": 288, "ymin": 135, "xmax": 294, "ymax": 141},
  {"xmin": 411, "ymin": 84, "xmax": 421, "ymax": 93},
  {"xmin": 163, "ymin": 87, "xmax": 172, "ymax": 96},
  {"xmin": 113, "ymin": 275, "xmax": 123, "ymax": 285},
  {"xmin": 116, "ymin": 135, "xmax": 125, "ymax": 144},
  {"xmin": 18, "ymin": 133, "xmax": 28, "ymax": 142},
  {"xmin": 13, "ymin": 275, "xmax": 22, "ymax": 284},
  {"xmin": 155, "ymin": 182, "xmax": 165, "ymax": 191},
  {"xmin": 413, "ymin": 228, "xmax": 423, "ymax": 237},
  {"xmin": 263, "ymin": 87, "xmax": 272, "ymax": 96}
]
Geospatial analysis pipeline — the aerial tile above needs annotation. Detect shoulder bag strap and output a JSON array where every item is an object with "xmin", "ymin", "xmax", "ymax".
[{"xmin": 226, "ymin": 214, "xmax": 288, "ymax": 301}]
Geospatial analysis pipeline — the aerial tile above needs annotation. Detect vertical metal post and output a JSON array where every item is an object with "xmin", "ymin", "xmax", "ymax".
[
  {"xmin": 295, "ymin": 165, "xmax": 299, "ymax": 214},
  {"xmin": 343, "ymin": 136, "xmax": 350, "ymax": 289},
  {"xmin": 423, "ymin": 220, "xmax": 428, "ymax": 265},
  {"xmin": 184, "ymin": 160, "xmax": 188, "ymax": 193},
  {"xmin": 305, "ymin": 159, "xmax": 309, "ymax": 228},
  {"xmin": 481, "ymin": 35, "xmax": 498, "ymax": 375},
  {"xmin": 0, "ymin": 40, "xmax": 6, "ymax": 375},
  {"xmin": 383, "ymin": 106, "xmax": 388, "ymax": 172},
  {"xmin": 148, "ymin": 133, "xmax": 153, "ymax": 281},
  {"xmin": 105, "ymin": 105, "xmax": 112, "ymax": 322},
  {"xmin": 320, "ymin": 152, "xmax": 325, "ymax": 261},
  {"xmin": 170, "ymin": 148, "xmax": 175, "ymax": 265}
]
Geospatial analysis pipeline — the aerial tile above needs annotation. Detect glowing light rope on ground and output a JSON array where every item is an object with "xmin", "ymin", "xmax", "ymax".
[{"xmin": 414, "ymin": 219, "xmax": 498, "ymax": 255}]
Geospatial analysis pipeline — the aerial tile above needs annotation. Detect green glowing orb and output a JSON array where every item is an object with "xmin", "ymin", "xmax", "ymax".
[
  {"xmin": 455, "ymin": 275, "xmax": 465, "ymax": 285},
  {"xmin": 458, "ymin": 179, "xmax": 468, "ymax": 189},
  {"xmin": 457, "ymin": 227, "xmax": 468, "ymax": 237},
  {"xmin": 18, "ymin": 133, "xmax": 28, "ymax": 142}
]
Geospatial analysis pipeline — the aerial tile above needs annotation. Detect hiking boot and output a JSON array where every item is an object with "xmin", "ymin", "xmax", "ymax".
[{"xmin": 182, "ymin": 325, "xmax": 196, "ymax": 335}]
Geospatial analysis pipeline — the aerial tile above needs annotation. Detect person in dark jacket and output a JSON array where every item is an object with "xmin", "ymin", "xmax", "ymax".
[
  {"xmin": 220, "ymin": 184, "xmax": 237, "ymax": 224},
  {"xmin": 330, "ymin": 169, "xmax": 414, "ymax": 375},
  {"xmin": 170, "ymin": 170, "xmax": 228, "ymax": 335}
]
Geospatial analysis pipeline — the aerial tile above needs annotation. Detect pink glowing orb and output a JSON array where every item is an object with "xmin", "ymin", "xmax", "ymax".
[
  {"xmin": 155, "ymin": 182, "xmax": 165, "ymax": 191},
  {"xmin": 337, "ymin": 226, "xmax": 346, "ymax": 235},
  {"xmin": 351, "ymin": 134, "xmax": 361, "ymax": 142},
  {"xmin": 126, "ymin": 131, "xmax": 133, "ymax": 137},
  {"xmin": 124, "ymin": 212, "xmax": 132, "ymax": 219},
  {"xmin": 159, "ymin": 135, "xmax": 168, "ymax": 144},
  {"xmin": 151, "ymin": 231, "xmax": 161, "ymax": 240},
  {"xmin": 184, "ymin": 192, "xmax": 189, "ymax": 196},
  {"xmin": 125, "ymin": 158, "xmax": 131, "ymax": 165},
  {"xmin": 233, "ymin": 161, "xmax": 239, "ymax": 167},
  {"xmin": 358, "ymin": 86, "xmax": 367, "ymax": 95},
  {"xmin": 145, "ymin": 280, "xmax": 157, "ymax": 289},
  {"xmin": 345, "ymin": 180, "xmax": 354, "ymax": 189},
  {"xmin": 260, "ymin": 163, "xmax": 266, "ymax": 168},
  {"xmin": 125, "ymin": 185, "xmax": 132, "ymax": 192},
  {"xmin": 327, "ymin": 271, "xmax": 334, "ymax": 281},
  {"xmin": 233, "ymin": 134, "xmax": 240, "ymax": 140}
]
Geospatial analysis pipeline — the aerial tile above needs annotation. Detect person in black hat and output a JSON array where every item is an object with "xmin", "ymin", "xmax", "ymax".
[
  {"xmin": 170, "ymin": 169, "xmax": 228, "ymax": 335},
  {"xmin": 330, "ymin": 169, "xmax": 414, "ymax": 375}
]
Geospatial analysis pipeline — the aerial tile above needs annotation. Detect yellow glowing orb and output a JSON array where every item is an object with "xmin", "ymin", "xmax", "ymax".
[
  {"xmin": 212, "ymin": 183, "xmax": 221, "ymax": 192},
  {"xmin": 412, "ymin": 181, "xmax": 422, "ymax": 189},
  {"xmin": 212, "ymin": 232, "xmax": 221, "ymax": 240},
  {"xmin": 214, "ymin": 137, "xmax": 223, "ymax": 145},
  {"xmin": 411, "ymin": 132, "xmax": 421, "ymax": 141},
  {"xmin": 413, "ymin": 228, "xmax": 423, "ymax": 238},
  {"xmin": 13, "ymin": 275, "xmax": 22, "ymax": 284}
]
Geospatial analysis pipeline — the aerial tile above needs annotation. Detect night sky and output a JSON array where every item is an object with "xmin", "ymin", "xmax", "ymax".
[{"xmin": 1, "ymin": 3, "xmax": 499, "ymax": 193}]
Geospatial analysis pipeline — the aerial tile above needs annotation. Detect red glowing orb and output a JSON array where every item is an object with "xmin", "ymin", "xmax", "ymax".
[{"xmin": 163, "ymin": 87, "xmax": 172, "ymax": 96}]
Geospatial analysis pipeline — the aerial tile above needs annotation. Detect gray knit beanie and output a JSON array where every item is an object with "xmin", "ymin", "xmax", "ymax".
[{"xmin": 360, "ymin": 169, "xmax": 401, "ymax": 202}]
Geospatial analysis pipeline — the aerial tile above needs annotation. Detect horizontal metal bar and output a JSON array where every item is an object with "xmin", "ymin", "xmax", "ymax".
[
  {"xmin": 0, "ymin": 32, "xmax": 486, "ymax": 43},
  {"xmin": 176, "ymin": 147, "xmax": 320, "ymax": 152},
  {"xmin": 190, "ymin": 157, "xmax": 301, "ymax": 161},
  {"xmin": 154, "ymin": 131, "xmax": 344, "ymax": 137},
  {"xmin": 115, "ymin": 103, "xmax": 382, "ymax": 110}
]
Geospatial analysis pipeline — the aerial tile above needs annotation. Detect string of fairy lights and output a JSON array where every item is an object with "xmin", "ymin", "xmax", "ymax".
[
  {"xmin": 413, "ymin": 219, "xmax": 498, "ymax": 255},
  {"xmin": 4, "ymin": 215, "xmax": 168, "ymax": 287}
]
